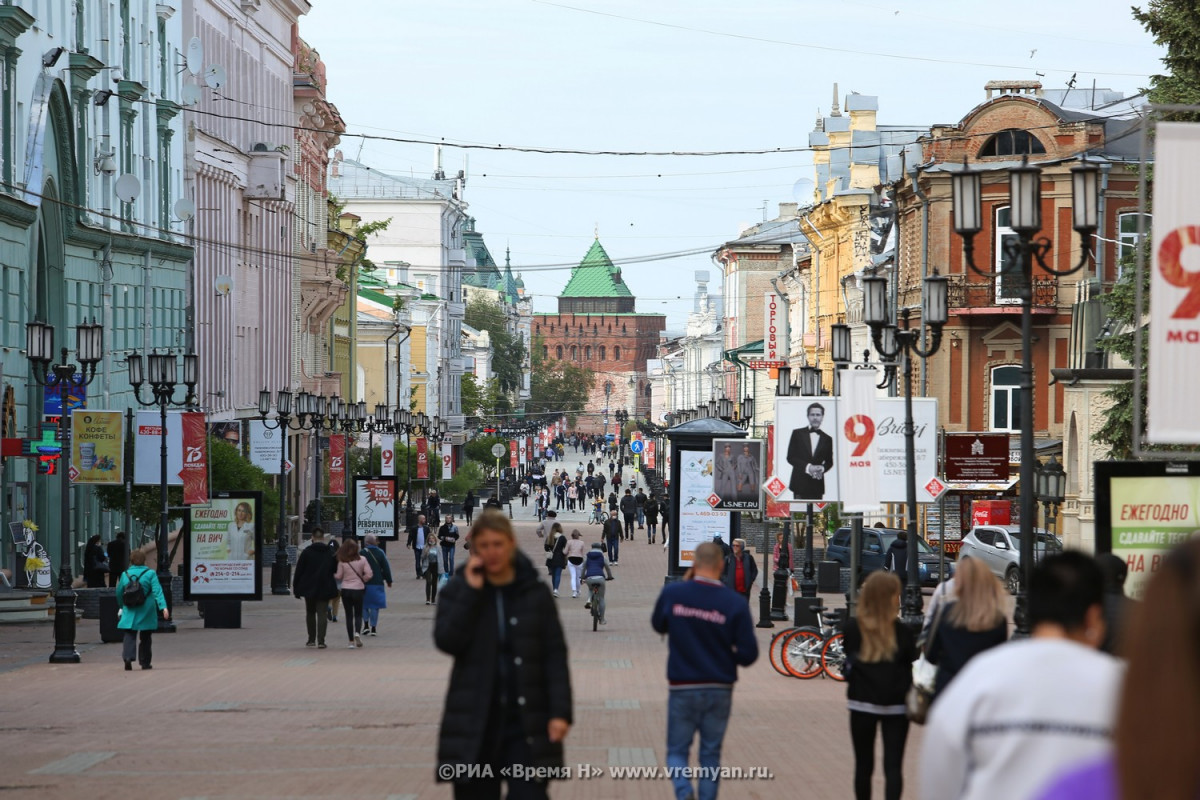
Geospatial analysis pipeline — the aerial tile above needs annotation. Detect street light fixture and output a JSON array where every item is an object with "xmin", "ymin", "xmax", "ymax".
[
  {"xmin": 950, "ymin": 155, "xmax": 1098, "ymax": 636},
  {"xmin": 1035, "ymin": 455, "xmax": 1066, "ymax": 555},
  {"xmin": 258, "ymin": 387, "xmax": 307, "ymax": 594},
  {"xmin": 26, "ymin": 319, "xmax": 104, "ymax": 663}
]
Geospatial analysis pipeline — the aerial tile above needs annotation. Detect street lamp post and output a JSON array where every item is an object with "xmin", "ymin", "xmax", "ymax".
[
  {"xmin": 950, "ymin": 156, "xmax": 1097, "ymax": 636},
  {"xmin": 1035, "ymin": 455, "xmax": 1066, "ymax": 556},
  {"xmin": 128, "ymin": 348, "xmax": 199, "ymax": 633},
  {"xmin": 25, "ymin": 319, "xmax": 103, "ymax": 663},
  {"xmin": 793, "ymin": 364, "xmax": 823, "ymax": 599},
  {"xmin": 258, "ymin": 388, "xmax": 299, "ymax": 595},
  {"xmin": 863, "ymin": 271, "xmax": 949, "ymax": 630}
]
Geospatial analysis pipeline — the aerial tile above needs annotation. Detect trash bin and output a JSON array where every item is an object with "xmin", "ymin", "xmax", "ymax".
[
  {"xmin": 99, "ymin": 594, "xmax": 121, "ymax": 643},
  {"xmin": 817, "ymin": 561, "xmax": 841, "ymax": 593},
  {"xmin": 202, "ymin": 599, "xmax": 242, "ymax": 629}
]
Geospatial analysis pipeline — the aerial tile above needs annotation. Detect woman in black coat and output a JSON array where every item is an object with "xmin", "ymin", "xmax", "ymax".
[
  {"xmin": 292, "ymin": 530, "xmax": 338, "ymax": 648},
  {"xmin": 83, "ymin": 535, "xmax": 108, "ymax": 588},
  {"xmin": 435, "ymin": 509, "xmax": 572, "ymax": 799}
]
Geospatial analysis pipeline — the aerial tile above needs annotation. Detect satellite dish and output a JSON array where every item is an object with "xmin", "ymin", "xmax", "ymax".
[
  {"xmin": 214, "ymin": 276, "xmax": 233, "ymax": 296},
  {"xmin": 186, "ymin": 38, "xmax": 203, "ymax": 75},
  {"xmin": 180, "ymin": 83, "xmax": 202, "ymax": 106},
  {"xmin": 204, "ymin": 64, "xmax": 226, "ymax": 89},
  {"xmin": 114, "ymin": 174, "xmax": 141, "ymax": 203},
  {"xmin": 173, "ymin": 198, "xmax": 196, "ymax": 221},
  {"xmin": 792, "ymin": 177, "xmax": 815, "ymax": 203}
]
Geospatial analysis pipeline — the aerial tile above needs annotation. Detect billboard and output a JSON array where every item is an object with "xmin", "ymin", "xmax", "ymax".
[
  {"xmin": 69, "ymin": 410, "xmax": 123, "ymax": 484},
  {"xmin": 134, "ymin": 410, "xmax": 181, "ymax": 486},
  {"xmin": 945, "ymin": 433, "xmax": 1010, "ymax": 482},
  {"xmin": 774, "ymin": 396, "xmax": 840, "ymax": 503},
  {"xmin": 248, "ymin": 420, "xmax": 286, "ymax": 471},
  {"xmin": 354, "ymin": 475, "xmax": 396, "ymax": 539},
  {"xmin": 676, "ymin": 448, "xmax": 731, "ymax": 567},
  {"xmin": 709, "ymin": 438, "xmax": 761, "ymax": 511},
  {"xmin": 183, "ymin": 491, "xmax": 263, "ymax": 601}
]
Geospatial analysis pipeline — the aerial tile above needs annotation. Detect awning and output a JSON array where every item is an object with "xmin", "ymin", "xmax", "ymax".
[{"xmin": 944, "ymin": 478, "xmax": 1019, "ymax": 493}]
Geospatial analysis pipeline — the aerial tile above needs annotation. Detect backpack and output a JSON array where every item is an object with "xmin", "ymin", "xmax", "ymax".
[{"xmin": 122, "ymin": 568, "xmax": 148, "ymax": 607}]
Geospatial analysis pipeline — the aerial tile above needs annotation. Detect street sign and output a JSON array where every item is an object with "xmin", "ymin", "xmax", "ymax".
[
  {"xmin": 284, "ymin": 459, "xmax": 293, "ymax": 474},
  {"xmin": 490, "ymin": 443, "xmax": 506, "ymax": 459},
  {"xmin": 924, "ymin": 476, "xmax": 948, "ymax": 501},
  {"xmin": 68, "ymin": 465, "xmax": 80, "ymax": 482},
  {"xmin": 764, "ymin": 476, "xmax": 786, "ymax": 498},
  {"xmin": 944, "ymin": 433, "xmax": 1009, "ymax": 482},
  {"xmin": 747, "ymin": 359, "xmax": 787, "ymax": 370},
  {"xmin": 629, "ymin": 439, "xmax": 644, "ymax": 454}
]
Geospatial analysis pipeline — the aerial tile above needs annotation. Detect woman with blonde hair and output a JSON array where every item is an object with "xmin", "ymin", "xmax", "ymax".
[
  {"xmin": 844, "ymin": 571, "xmax": 917, "ymax": 800},
  {"xmin": 925, "ymin": 556, "xmax": 1007, "ymax": 698}
]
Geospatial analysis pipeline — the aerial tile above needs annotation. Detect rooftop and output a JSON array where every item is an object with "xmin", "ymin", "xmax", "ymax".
[{"xmin": 559, "ymin": 239, "xmax": 635, "ymax": 299}]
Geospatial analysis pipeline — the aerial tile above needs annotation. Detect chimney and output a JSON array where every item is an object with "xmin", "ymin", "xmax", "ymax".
[{"xmin": 778, "ymin": 202, "xmax": 799, "ymax": 219}]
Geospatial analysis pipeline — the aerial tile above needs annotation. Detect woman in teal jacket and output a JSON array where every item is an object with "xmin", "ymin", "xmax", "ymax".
[{"xmin": 115, "ymin": 549, "xmax": 170, "ymax": 670}]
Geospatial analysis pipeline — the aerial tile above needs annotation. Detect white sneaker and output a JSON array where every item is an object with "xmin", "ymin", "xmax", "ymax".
[
  {"xmin": 553, "ymin": 590, "xmax": 559, "ymax": 597},
  {"xmin": 355, "ymin": 635, "xmax": 363, "ymax": 647},
  {"xmin": 572, "ymin": 592, "xmax": 578, "ymax": 598},
  {"xmin": 347, "ymin": 643, "xmax": 356, "ymax": 649}
]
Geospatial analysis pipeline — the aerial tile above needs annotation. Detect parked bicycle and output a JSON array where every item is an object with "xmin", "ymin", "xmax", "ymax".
[{"xmin": 775, "ymin": 606, "xmax": 846, "ymax": 681}]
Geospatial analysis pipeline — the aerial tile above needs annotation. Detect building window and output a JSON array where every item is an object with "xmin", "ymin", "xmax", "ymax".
[
  {"xmin": 991, "ymin": 365, "xmax": 1021, "ymax": 432},
  {"xmin": 599, "ymin": 345, "xmax": 606, "ymax": 360},
  {"xmin": 994, "ymin": 207, "xmax": 1020, "ymax": 304},
  {"xmin": 556, "ymin": 345, "xmax": 563, "ymax": 359},
  {"xmin": 570, "ymin": 345, "xmax": 578, "ymax": 360},
  {"xmin": 1117, "ymin": 212, "xmax": 1151, "ymax": 275},
  {"xmin": 613, "ymin": 345, "xmax": 621, "ymax": 361},
  {"xmin": 543, "ymin": 345, "xmax": 549, "ymax": 359},
  {"xmin": 585, "ymin": 346, "xmax": 592, "ymax": 360},
  {"xmin": 978, "ymin": 129, "xmax": 1046, "ymax": 157}
]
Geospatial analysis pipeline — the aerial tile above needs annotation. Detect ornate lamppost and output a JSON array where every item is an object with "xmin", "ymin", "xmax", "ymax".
[
  {"xmin": 258, "ymin": 388, "xmax": 300, "ymax": 595},
  {"xmin": 128, "ymin": 348, "xmax": 198, "ymax": 632},
  {"xmin": 950, "ymin": 157, "xmax": 1098, "ymax": 635},
  {"xmin": 1035, "ymin": 455, "xmax": 1066, "ymax": 559},
  {"xmin": 25, "ymin": 319, "xmax": 103, "ymax": 663}
]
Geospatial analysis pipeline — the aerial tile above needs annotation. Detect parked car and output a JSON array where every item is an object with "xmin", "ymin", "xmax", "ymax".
[
  {"xmin": 826, "ymin": 527, "xmax": 953, "ymax": 587},
  {"xmin": 958, "ymin": 525, "xmax": 1063, "ymax": 594}
]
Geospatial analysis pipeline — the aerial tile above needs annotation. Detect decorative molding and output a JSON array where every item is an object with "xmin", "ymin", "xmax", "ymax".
[{"xmin": 0, "ymin": 6, "xmax": 35, "ymax": 49}]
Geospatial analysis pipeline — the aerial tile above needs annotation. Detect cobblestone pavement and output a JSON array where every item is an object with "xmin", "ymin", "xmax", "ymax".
[{"xmin": 0, "ymin": 452, "xmax": 924, "ymax": 799}]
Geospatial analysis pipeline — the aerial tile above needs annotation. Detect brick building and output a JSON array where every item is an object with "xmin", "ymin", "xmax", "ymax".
[{"xmin": 533, "ymin": 238, "xmax": 666, "ymax": 432}]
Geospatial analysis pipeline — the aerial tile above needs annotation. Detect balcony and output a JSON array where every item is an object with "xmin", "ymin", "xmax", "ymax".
[{"xmin": 942, "ymin": 274, "xmax": 1059, "ymax": 316}]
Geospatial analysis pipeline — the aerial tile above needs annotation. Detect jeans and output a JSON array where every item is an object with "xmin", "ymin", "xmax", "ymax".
[
  {"xmin": 441, "ymin": 546, "xmax": 456, "ymax": 575},
  {"xmin": 636, "ymin": 507, "xmax": 645, "ymax": 526},
  {"xmin": 413, "ymin": 546, "xmax": 425, "ymax": 578},
  {"xmin": 303, "ymin": 597, "xmax": 330, "ymax": 644},
  {"xmin": 585, "ymin": 575, "xmax": 607, "ymax": 621},
  {"xmin": 341, "ymin": 589, "xmax": 364, "ymax": 641},
  {"xmin": 623, "ymin": 514, "xmax": 635, "ymax": 539},
  {"xmin": 666, "ymin": 687, "xmax": 733, "ymax": 800},
  {"xmin": 550, "ymin": 566, "xmax": 563, "ymax": 591},
  {"xmin": 606, "ymin": 536, "xmax": 620, "ymax": 563},
  {"xmin": 849, "ymin": 711, "xmax": 909, "ymax": 800},
  {"xmin": 363, "ymin": 605, "xmax": 380, "ymax": 628},
  {"xmin": 648, "ymin": 522, "xmax": 658, "ymax": 540},
  {"xmin": 122, "ymin": 630, "xmax": 154, "ymax": 667},
  {"xmin": 426, "ymin": 567, "xmax": 440, "ymax": 602}
]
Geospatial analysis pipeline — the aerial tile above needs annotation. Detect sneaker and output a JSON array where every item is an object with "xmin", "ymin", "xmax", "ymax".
[
  {"xmin": 329, "ymin": 616, "xmax": 338, "ymax": 622},
  {"xmin": 572, "ymin": 592, "xmax": 578, "ymax": 598},
  {"xmin": 584, "ymin": 602, "xmax": 591, "ymax": 609},
  {"xmin": 370, "ymin": 628, "xmax": 377, "ymax": 636},
  {"xmin": 347, "ymin": 643, "xmax": 356, "ymax": 649},
  {"xmin": 318, "ymin": 643, "xmax": 327, "ymax": 649},
  {"xmin": 355, "ymin": 635, "xmax": 363, "ymax": 648},
  {"xmin": 306, "ymin": 641, "xmax": 316, "ymax": 648},
  {"xmin": 362, "ymin": 625, "xmax": 370, "ymax": 636},
  {"xmin": 553, "ymin": 590, "xmax": 559, "ymax": 597},
  {"xmin": 600, "ymin": 619, "xmax": 607, "ymax": 625},
  {"xmin": 425, "ymin": 600, "xmax": 430, "ymax": 605}
]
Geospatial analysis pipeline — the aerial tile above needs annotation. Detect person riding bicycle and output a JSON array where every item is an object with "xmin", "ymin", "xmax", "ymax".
[
  {"xmin": 590, "ymin": 497, "xmax": 605, "ymax": 525},
  {"xmin": 582, "ymin": 543, "xmax": 615, "ymax": 625}
]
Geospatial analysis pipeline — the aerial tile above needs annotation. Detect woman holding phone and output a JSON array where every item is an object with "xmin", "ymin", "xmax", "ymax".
[{"xmin": 434, "ymin": 509, "xmax": 573, "ymax": 799}]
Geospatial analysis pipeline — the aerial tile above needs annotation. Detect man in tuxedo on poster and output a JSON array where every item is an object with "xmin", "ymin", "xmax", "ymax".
[{"xmin": 786, "ymin": 402, "xmax": 833, "ymax": 500}]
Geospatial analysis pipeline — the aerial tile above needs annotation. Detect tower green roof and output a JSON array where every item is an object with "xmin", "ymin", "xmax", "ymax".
[{"xmin": 559, "ymin": 239, "xmax": 634, "ymax": 299}]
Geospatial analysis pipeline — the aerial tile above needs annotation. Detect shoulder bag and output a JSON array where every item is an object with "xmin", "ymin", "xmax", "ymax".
[{"xmin": 906, "ymin": 600, "xmax": 947, "ymax": 724}]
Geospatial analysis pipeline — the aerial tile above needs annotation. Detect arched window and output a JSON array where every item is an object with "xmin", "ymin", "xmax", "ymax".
[
  {"xmin": 991, "ymin": 366, "xmax": 1021, "ymax": 432},
  {"xmin": 599, "ymin": 345, "xmax": 606, "ymax": 360},
  {"xmin": 542, "ymin": 345, "xmax": 549, "ymax": 359},
  {"xmin": 613, "ymin": 345, "xmax": 621, "ymax": 360},
  {"xmin": 556, "ymin": 345, "xmax": 563, "ymax": 359},
  {"xmin": 570, "ymin": 345, "xmax": 578, "ymax": 361},
  {"xmin": 978, "ymin": 129, "xmax": 1046, "ymax": 157},
  {"xmin": 585, "ymin": 346, "xmax": 592, "ymax": 360}
]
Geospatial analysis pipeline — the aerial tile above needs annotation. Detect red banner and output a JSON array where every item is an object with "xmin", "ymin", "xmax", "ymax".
[
  {"xmin": 416, "ymin": 437, "xmax": 429, "ymax": 480},
  {"xmin": 509, "ymin": 440, "xmax": 518, "ymax": 469},
  {"xmin": 765, "ymin": 424, "xmax": 790, "ymax": 519},
  {"xmin": 526, "ymin": 437, "xmax": 533, "ymax": 462},
  {"xmin": 180, "ymin": 412, "xmax": 209, "ymax": 505},
  {"xmin": 329, "ymin": 435, "xmax": 346, "ymax": 496},
  {"xmin": 646, "ymin": 440, "xmax": 656, "ymax": 469},
  {"xmin": 613, "ymin": 421, "xmax": 620, "ymax": 440}
]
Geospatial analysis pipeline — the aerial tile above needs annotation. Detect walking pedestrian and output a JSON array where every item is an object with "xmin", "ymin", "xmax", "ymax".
[
  {"xmin": 84, "ymin": 535, "xmax": 108, "ymax": 588},
  {"xmin": 294, "ymin": 529, "xmax": 338, "ymax": 648},
  {"xmin": 635, "ymin": 487, "xmax": 647, "ymax": 529},
  {"xmin": 544, "ymin": 522, "xmax": 567, "ymax": 596},
  {"xmin": 720, "ymin": 538, "xmax": 758, "ymax": 602},
  {"xmin": 434, "ymin": 509, "xmax": 572, "ymax": 799},
  {"xmin": 407, "ymin": 514, "xmax": 431, "ymax": 579},
  {"xmin": 567, "ymin": 481, "xmax": 577, "ymax": 512},
  {"xmin": 438, "ymin": 515, "xmax": 461, "ymax": 576},
  {"xmin": 463, "ymin": 490, "xmax": 476, "ymax": 525},
  {"xmin": 843, "ymin": 571, "xmax": 917, "ymax": 800},
  {"xmin": 360, "ymin": 534, "xmax": 392, "ymax": 637},
  {"xmin": 603, "ymin": 515, "xmax": 622, "ymax": 566},
  {"xmin": 536, "ymin": 510, "xmax": 557, "ymax": 540},
  {"xmin": 115, "ymin": 550, "xmax": 170, "ymax": 670},
  {"xmin": 644, "ymin": 494, "xmax": 660, "ymax": 544},
  {"xmin": 651, "ymin": 541, "xmax": 758, "ymax": 800},
  {"xmin": 1095, "ymin": 552, "xmax": 1134, "ymax": 656},
  {"xmin": 565, "ymin": 530, "xmax": 586, "ymax": 598},
  {"xmin": 620, "ymin": 489, "xmax": 636, "ymax": 540},
  {"xmin": 520, "ymin": 482, "xmax": 529, "ymax": 507},
  {"xmin": 424, "ymin": 538, "xmax": 441, "ymax": 605},
  {"xmin": 660, "ymin": 496, "xmax": 672, "ymax": 540},
  {"xmin": 106, "ymin": 532, "xmax": 128, "ymax": 588},
  {"xmin": 326, "ymin": 535, "xmax": 342, "ymax": 623},
  {"xmin": 883, "ymin": 530, "xmax": 909, "ymax": 585},
  {"xmin": 428, "ymin": 489, "xmax": 442, "ymax": 527},
  {"xmin": 924, "ymin": 556, "xmax": 1007, "ymax": 699},
  {"xmin": 334, "ymin": 538, "xmax": 373, "ymax": 649}
]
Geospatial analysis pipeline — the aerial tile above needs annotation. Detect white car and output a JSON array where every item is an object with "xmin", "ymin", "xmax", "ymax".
[{"xmin": 958, "ymin": 525, "xmax": 1062, "ymax": 594}]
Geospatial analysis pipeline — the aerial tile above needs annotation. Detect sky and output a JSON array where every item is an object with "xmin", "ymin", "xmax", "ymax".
[{"xmin": 301, "ymin": 0, "xmax": 1165, "ymax": 332}]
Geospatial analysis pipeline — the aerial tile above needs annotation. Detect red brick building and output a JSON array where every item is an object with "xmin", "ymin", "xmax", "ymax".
[{"xmin": 533, "ymin": 239, "xmax": 666, "ymax": 432}]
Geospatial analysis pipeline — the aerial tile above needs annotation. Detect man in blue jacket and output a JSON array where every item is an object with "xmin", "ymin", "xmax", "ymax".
[{"xmin": 651, "ymin": 542, "xmax": 759, "ymax": 800}]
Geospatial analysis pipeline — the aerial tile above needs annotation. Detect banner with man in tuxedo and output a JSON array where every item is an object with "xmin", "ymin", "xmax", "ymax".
[{"xmin": 774, "ymin": 397, "xmax": 840, "ymax": 504}]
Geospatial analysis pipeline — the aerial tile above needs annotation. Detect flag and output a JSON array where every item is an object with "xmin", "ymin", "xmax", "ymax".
[{"xmin": 180, "ymin": 412, "xmax": 209, "ymax": 505}]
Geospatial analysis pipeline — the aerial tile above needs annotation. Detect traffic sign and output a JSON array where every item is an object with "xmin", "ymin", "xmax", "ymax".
[
  {"xmin": 490, "ymin": 443, "xmax": 506, "ymax": 459},
  {"xmin": 629, "ymin": 440, "xmax": 644, "ymax": 454},
  {"xmin": 764, "ymin": 476, "xmax": 786, "ymax": 498},
  {"xmin": 284, "ymin": 459, "xmax": 293, "ymax": 475}
]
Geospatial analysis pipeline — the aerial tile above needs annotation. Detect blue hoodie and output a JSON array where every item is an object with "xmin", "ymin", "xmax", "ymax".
[{"xmin": 651, "ymin": 577, "xmax": 759, "ymax": 685}]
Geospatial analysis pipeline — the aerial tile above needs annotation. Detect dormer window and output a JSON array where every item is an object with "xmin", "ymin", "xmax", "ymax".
[{"xmin": 978, "ymin": 129, "xmax": 1046, "ymax": 158}]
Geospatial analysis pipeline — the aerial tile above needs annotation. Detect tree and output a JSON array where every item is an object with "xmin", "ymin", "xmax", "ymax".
[
  {"xmin": 528, "ymin": 334, "xmax": 594, "ymax": 426},
  {"xmin": 465, "ymin": 295, "xmax": 526, "ymax": 397}
]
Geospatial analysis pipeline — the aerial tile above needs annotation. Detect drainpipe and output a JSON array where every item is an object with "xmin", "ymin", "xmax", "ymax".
[
  {"xmin": 909, "ymin": 164, "xmax": 931, "ymax": 396},
  {"xmin": 799, "ymin": 214, "xmax": 826, "ymax": 367},
  {"xmin": 1095, "ymin": 162, "xmax": 1111, "ymax": 288}
]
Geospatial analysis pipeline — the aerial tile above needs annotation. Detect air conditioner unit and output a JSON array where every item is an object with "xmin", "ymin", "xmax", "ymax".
[{"xmin": 245, "ymin": 146, "xmax": 286, "ymax": 200}]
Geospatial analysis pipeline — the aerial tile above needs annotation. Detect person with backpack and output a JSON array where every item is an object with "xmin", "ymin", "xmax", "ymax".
[
  {"xmin": 883, "ymin": 531, "xmax": 909, "ymax": 585},
  {"xmin": 115, "ymin": 549, "xmax": 170, "ymax": 670}
]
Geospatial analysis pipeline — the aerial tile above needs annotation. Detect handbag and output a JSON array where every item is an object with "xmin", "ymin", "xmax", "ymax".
[{"xmin": 906, "ymin": 599, "xmax": 948, "ymax": 725}]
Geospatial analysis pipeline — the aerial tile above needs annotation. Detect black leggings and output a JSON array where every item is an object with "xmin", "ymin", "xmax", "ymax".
[
  {"xmin": 341, "ymin": 589, "xmax": 364, "ymax": 641},
  {"xmin": 849, "ymin": 711, "xmax": 909, "ymax": 800}
]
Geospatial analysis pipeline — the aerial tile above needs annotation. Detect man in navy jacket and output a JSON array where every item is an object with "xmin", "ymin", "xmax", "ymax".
[{"xmin": 651, "ymin": 542, "xmax": 759, "ymax": 800}]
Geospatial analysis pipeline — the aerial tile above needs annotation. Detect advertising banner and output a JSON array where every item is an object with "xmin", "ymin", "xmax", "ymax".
[
  {"xmin": 1096, "ymin": 460, "xmax": 1200, "ymax": 599},
  {"xmin": 774, "ymin": 396, "xmax": 841, "ymax": 504},
  {"xmin": 442, "ymin": 442, "xmax": 453, "ymax": 480},
  {"xmin": 944, "ymin": 433, "xmax": 1010, "ymax": 482},
  {"xmin": 518, "ymin": 438, "xmax": 527, "ymax": 465},
  {"xmin": 873, "ymin": 398, "xmax": 938, "ymax": 503},
  {"xmin": 677, "ymin": 448, "xmax": 731, "ymax": 567},
  {"xmin": 181, "ymin": 412, "xmax": 210, "ymax": 505},
  {"xmin": 354, "ymin": 475, "xmax": 397, "ymax": 539},
  {"xmin": 183, "ymin": 491, "xmax": 262, "ymax": 601},
  {"xmin": 69, "ymin": 410, "xmax": 123, "ymax": 484},
  {"xmin": 247, "ymin": 419, "xmax": 285, "ymax": 471},
  {"xmin": 328, "ymin": 435, "xmax": 346, "ymax": 496},
  {"xmin": 764, "ymin": 425, "xmax": 790, "ymax": 519},
  {"xmin": 1149, "ymin": 122, "xmax": 1200, "ymax": 443},
  {"xmin": 526, "ymin": 437, "xmax": 533, "ymax": 463},
  {"xmin": 380, "ymin": 434, "xmax": 396, "ymax": 476},
  {"xmin": 709, "ymin": 438, "xmax": 762, "ymax": 511},
  {"xmin": 135, "ymin": 410, "xmax": 181, "ymax": 486},
  {"xmin": 646, "ymin": 440, "xmax": 656, "ymax": 470},
  {"xmin": 837, "ymin": 371, "xmax": 881, "ymax": 512},
  {"xmin": 416, "ymin": 437, "xmax": 429, "ymax": 480},
  {"xmin": 762, "ymin": 292, "xmax": 788, "ymax": 367},
  {"xmin": 510, "ymin": 440, "xmax": 518, "ymax": 469}
]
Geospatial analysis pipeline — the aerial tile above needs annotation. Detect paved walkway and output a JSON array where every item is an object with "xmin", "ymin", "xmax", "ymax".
[{"xmin": 0, "ymin": 451, "xmax": 925, "ymax": 799}]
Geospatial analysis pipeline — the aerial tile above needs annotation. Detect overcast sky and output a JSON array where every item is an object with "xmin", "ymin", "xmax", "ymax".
[{"xmin": 302, "ymin": 0, "xmax": 1164, "ymax": 331}]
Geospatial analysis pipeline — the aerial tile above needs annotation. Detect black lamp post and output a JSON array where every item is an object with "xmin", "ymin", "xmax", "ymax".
[
  {"xmin": 128, "ymin": 347, "xmax": 198, "ymax": 632},
  {"xmin": 863, "ymin": 270, "xmax": 949, "ymax": 631},
  {"xmin": 302, "ymin": 393, "xmax": 330, "ymax": 533},
  {"xmin": 950, "ymin": 156, "xmax": 1097, "ymax": 636},
  {"xmin": 26, "ymin": 319, "xmax": 103, "ymax": 663},
  {"xmin": 258, "ymin": 388, "xmax": 300, "ymax": 595},
  {"xmin": 1034, "ymin": 455, "xmax": 1066, "ymax": 558}
]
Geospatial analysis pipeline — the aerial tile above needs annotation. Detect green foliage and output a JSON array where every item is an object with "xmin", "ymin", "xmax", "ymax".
[
  {"xmin": 528, "ymin": 334, "xmax": 594, "ymax": 426},
  {"xmin": 1133, "ymin": 0, "xmax": 1200, "ymax": 116},
  {"xmin": 436, "ymin": 459, "xmax": 486, "ymax": 501},
  {"xmin": 465, "ymin": 295, "xmax": 527, "ymax": 397},
  {"xmin": 466, "ymin": 436, "xmax": 508, "ymax": 476}
]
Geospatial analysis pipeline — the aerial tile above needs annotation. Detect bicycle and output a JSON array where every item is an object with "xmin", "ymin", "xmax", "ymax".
[
  {"xmin": 589, "ymin": 504, "xmax": 609, "ymax": 525},
  {"xmin": 779, "ymin": 606, "xmax": 846, "ymax": 681},
  {"xmin": 586, "ymin": 577, "xmax": 612, "ymax": 631}
]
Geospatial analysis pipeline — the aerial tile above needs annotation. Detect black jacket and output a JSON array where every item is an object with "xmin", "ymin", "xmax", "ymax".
[
  {"xmin": 293, "ymin": 541, "xmax": 338, "ymax": 601},
  {"xmin": 544, "ymin": 533, "xmax": 567, "ymax": 570},
  {"xmin": 721, "ymin": 551, "xmax": 759, "ymax": 594},
  {"xmin": 884, "ymin": 538, "xmax": 909, "ymax": 583},
  {"xmin": 619, "ymin": 494, "xmax": 636, "ymax": 516},
  {"xmin": 434, "ymin": 552, "xmax": 572, "ymax": 775},
  {"xmin": 106, "ymin": 538, "xmax": 129, "ymax": 575},
  {"xmin": 843, "ymin": 618, "xmax": 918, "ymax": 706}
]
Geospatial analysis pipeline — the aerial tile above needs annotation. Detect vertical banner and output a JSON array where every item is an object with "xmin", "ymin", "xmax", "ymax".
[
  {"xmin": 509, "ymin": 440, "xmax": 518, "ymax": 469},
  {"xmin": 526, "ymin": 436, "xmax": 533, "ymax": 463},
  {"xmin": 837, "ymin": 371, "xmax": 881, "ymax": 512},
  {"xmin": 416, "ymin": 437, "xmax": 429, "ymax": 480},
  {"xmin": 774, "ymin": 396, "xmax": 841, "ymax": 505},
  {"xmin": 380, "ymin": 434, "xmax": 396, "ymax": 476},
  {"xmin": 518, "ymin": 437, "xmax": 527, "ymax": 465},
  {"xmin": 354, "ymin": 476, "xmax": 397, "ymax": 539},
  {"xmin": 677, "ymin": 448, "xmax": 731, "ymax": 567},
  {"xmin": 763, "ymin": 292, "xmax": 788, "ymax": 363},
  {"xmin": 646, "ymin": 440, "xmax": 656, "ymax": 469},
  {"xmin": 70, "ymin": 410, "xmax": 124, "ymax": 484},
  {"xmin": 135, "ymin": 410, "xmax": 182, "ymax": 485},
  {"xmin": 764, "ymin": 425, "xmax": 790, "ymax": 519},
  {"xmin": 183, "ymin": 491, "xmax": 263, "ymax": 601},
  {"xmin": 613, "ymin": 420, "xmax": 620, "ymax": 440},
  {"xmin": 1149, "ymin": 122, "xmax": 1200, "ymax": 443},
  {"xmin": 248, "ymin": 419, "xmax": 286, "ymax": 471},
  {"xmin": 442, "ymin": 442, "xmax": 453, "ymax": 480},
  {"xmin": 180, "ymin": 411, "xmax": 210, "ymax": 505},
  {"xmin": 328, "ymin": 435, "xmax": 346, "ymax": 496}
]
